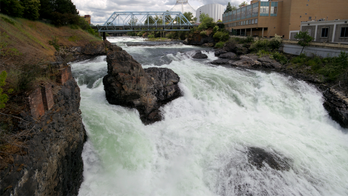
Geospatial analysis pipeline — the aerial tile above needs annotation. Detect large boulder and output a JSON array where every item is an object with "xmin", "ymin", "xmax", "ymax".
[
  {"xmin": 257, "ymin": 56, "xmax": 282, "ymax": 69},
  {"xmin": 219, "ymin": 52, "xmax": 238, "ymax": 60},
  {"xmin": 211, "ymin": 58, "xmax": 231, "ymax": 65},
  {"xmin": 192, "ymin": 50, "xmax": 208, "ymax": 59},
  {"xmin": 214, "ymin": 49, "xmax": 227, "ymax": 57},
  {"xmin": 231, "ymin": 58, "xmax": 261, "ymax": 68},
  {"xmin": 103, "ymin": 43, "xmax": 181, "ymax": 124},
  {"xmin": 223, "ymin": 40, "xmax": 237, "ymax": 52}
]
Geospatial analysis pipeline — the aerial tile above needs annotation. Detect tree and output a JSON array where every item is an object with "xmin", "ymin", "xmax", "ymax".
[
  {"xmin": 239, "ymin": 1, "xmax": 248, "ymax": 8},
  {"xmin": 183, "ymin": 12, "xmax": 194, "ymax": 22},
  {"xmin": 294, "ymin": 31, "xmax": 313, "ymax": 54},
  {"xmin": 21, "ymin": 0, "xmax": 40, "ymax": 20},
  {"xmin": 0, "ymin": 0, "xmax": 24, "ymax": 17},
  {"xmin": 198, "ymin": 13, "xmax": 214, "ymax": 30},
  {"xmin": 224, "ymin": 2, "xmax": 232, "ymax": 13}
]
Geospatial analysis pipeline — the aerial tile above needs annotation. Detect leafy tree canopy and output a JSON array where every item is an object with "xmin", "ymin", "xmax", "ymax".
[
  {"xmin": 224, "ymin": 2, "xmax": 233, "ymax": 13},
  {"xmin": 239, "ymin": 1, "xmax": 248, "ymax": 7},
  {"xmin": 294, "ymin": 31, "xmax": 314, "ymax": 54}
]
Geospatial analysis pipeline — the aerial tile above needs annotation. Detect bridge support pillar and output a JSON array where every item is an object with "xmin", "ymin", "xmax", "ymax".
[{"xmin": 103, "ymin": 32, "xmax": 106, "ymax": 40}]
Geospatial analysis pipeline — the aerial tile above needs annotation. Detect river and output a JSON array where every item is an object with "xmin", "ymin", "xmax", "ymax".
[{"xmin": 72, "ymin": 37, "xmax": 348, "ymax": 196}]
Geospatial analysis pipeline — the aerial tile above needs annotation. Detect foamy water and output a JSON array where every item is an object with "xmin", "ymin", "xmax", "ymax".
[{"xmin": 73, "ymin": 37, "xmax": 348, "ymax": 196}]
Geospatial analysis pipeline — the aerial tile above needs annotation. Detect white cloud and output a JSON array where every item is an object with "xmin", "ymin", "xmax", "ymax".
[{"xmin": 72, "ymin": 0, "xmax": 245, "ymax": 24}]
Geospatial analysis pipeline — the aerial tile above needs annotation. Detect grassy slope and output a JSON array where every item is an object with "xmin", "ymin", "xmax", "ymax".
[
  {"xmin": 0, "ymin": 14, "xmax": 102, "ymax": 66},
  {"xmin": 0, "ymin": 15, "xmax": 104, "ymax": 170}
]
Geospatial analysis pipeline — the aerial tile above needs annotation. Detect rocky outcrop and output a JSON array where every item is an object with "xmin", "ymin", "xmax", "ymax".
[
  {"xmin": 214, "ymin": 49, "xmax": 227, "ymax": 57},
  {"xmin": 0, "ymin": 66, "xmax": 87, "ymax": 196},
  {"xmin": 211, "ymin": 58, "xmax": 231, "ymax": 65},
  {"xmin": 192, "ymin": 51, "xmax": 208, "ymax": 59},
  {"xmin": 222, "ymin": 41, "xmax": 249, "ymax": 55},
  {"xmin": 231, "ymin": 58, "xmax": 261, "ymax": 68},
  {"xmin": 247, "ymin": 147, "xmax": 291, "ymax": 171},
  {"xmin": 323, "ymin": 88, "xmax": 348, "ymax": 128},
  {"xmin": 219, "ymin": 52, "xmax": 238, "ymax": 60},
  {"xmin": 257, "ymin": 56, "xmax": 282, "ymax": 69},
  {"xmin": 185, "ymin": 33, "xmax": 215, "ymax": 46},
  {"xmin": 55, "ymin": 41, "xmax": 111, "ymax": 63},
  {"xmin": 103, "ymin": 44, "xmax": 181, "ymax": 124}
]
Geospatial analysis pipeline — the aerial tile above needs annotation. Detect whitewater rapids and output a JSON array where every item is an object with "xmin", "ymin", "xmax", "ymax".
[{"xmin": 72, "ymin": 37, "xmax": 348, "ymax": 196}]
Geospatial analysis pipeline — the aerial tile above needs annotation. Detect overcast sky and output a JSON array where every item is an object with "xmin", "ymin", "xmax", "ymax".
[{"xmin": 72, "ymin": 0, "xmax": 246, "ymax": 24}]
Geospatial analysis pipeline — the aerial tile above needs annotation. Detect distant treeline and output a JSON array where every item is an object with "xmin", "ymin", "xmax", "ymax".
[{"xmin": 0, "ymin": 0, "xmax": 82, "ymax": 26}]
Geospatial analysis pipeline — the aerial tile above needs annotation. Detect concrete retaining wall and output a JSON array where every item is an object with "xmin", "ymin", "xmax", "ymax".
[{"xmin": 283, "ymin": 44, "xmax": 348, "ymax": 57}]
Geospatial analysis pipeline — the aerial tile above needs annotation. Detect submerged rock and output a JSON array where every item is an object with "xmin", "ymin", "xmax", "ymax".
[
  {"xmin": 247, "ymin": 147, "xmax": 291, "ymax": 171},
  {"xmin": 103, "ymin": 43, "xmax": 181, "ymax": 124}
]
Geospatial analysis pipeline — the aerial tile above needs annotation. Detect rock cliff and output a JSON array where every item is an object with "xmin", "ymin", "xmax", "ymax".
[
  {"xmin": 103, "ymin": 44, "xmax": 181, "ymax": 124},
  {"xmin": 0, "ymin": 66, "xmax": 86, "ymax": 196}
]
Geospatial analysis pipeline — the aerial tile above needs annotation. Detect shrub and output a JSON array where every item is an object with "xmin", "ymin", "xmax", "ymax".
[
  {"xmin": 271, "ymin": 52, "xmax": 288, "ymax": 65},
  {"xmin": 213, "ymin": 31, "xmax": 229, "ymax": 42},
  {"xmin": 48, "ymin": 36, "xmax": 60, "ymax": 51},
  {"xmin": 200, "ymin": 30, "xmax": 207, "ymax": 37},
  {"xmin": 214, "ymin": 41, "xmax": 225, "ymax": 48},
  {"xmin": 213, "ymin": 26, "xmax": 219, "ymax": 34},
  {"xmin": 291, "ymin": 53, "xmax": 307, "ymax": 65},
  {"xmin": 257, "ymin": 49, "xmax": 271, "ymax": 57},
  {"xmin": 0, "ymin": 71, "xmax": 10, "ymax": 109},
  {"xmin": 250, "ymin": 39, "xmax": 270, "ymax": 52},
  {"xmin": 148, "ymin": 34, "xmax": 155, "ymax": 38}
]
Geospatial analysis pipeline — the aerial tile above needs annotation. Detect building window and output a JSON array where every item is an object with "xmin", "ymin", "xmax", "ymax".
[
  {"xmin": 271, "ymin": 2, "xmax": 278, "ymax": 16},
  {"xmin": 255, "ymin": 19, "xmax": 258, "ymax": 24},
  {"xmin": 260, "ymin": 2, "xmax": 269, "ymax": 16},
  {"xmin": 247, "ymin": 5, "xmax": 252, "ymax": 18},
  {"xmin": 321, "ymin": 28, "xmax": 329, "ymax": 37},
  {"xmin": 252, "ymin": 3, "xmax": 258, "ymax": 17},
  {"xmin": 341, "ymin": 27, "xmax": 348, "ymax": 37},
  {"xmin": 309, "ymin": 16, "xmax": 312, "ymax": 20}
]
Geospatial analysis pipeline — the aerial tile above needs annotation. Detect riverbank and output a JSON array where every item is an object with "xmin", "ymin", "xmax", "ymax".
[{"xmin": 0, "ymin": 15, "xmax": 106, "ymax": 195}]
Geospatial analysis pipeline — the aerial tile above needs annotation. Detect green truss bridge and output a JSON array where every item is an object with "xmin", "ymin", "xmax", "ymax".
[{"xmin": 97, "ymin": 11, "xmax": 196, "ymax": 34}]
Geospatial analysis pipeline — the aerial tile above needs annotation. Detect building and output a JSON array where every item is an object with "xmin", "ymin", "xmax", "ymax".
[
  {"xmin": 196, "ymin": 4, "xmax": 225, "ymax": 23},
  {"xmin": 83, "ymin": 15, "xmax": 91, "ymax": 25},
  {"xmin": 222, "ymin": 0, "xmax": 348, "ymax": 39},
  {"xmin": 300, "ymin": 20, "xmax": 348, "ymax": 43}
]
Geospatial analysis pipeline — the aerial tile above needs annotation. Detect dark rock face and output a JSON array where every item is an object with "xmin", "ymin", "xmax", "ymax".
[
  {"xmin": 231, "ymin": 58, "xmax": 261, "ymax": 68},
  {"xmin": 219, "ymin": 52, "xmax": 238, "ymax": 60},
  {"xmin": 323, "ymin": 88, "xmax": 348, "ymax": 128},
  {"xmin": 103, "ymin": 43, "xmax": 181, "ymax": 124},
  {"xmin": 145, "ymin": 68, "xmax": 181, "ymax": 105},
  {"xmin": 185, "ymin": 33, "xmax": 214, "ymax": 46},
  {"xmin": 214, "ymin": 49, "xmax": 227, "ymax": 57},
  {"xmin": 211, "ymin": 58, "xmax": 231, "ymax": 65},
  {"xmin": 192, "ymin": 51, "xmax": 208, "ymax": 59},
  {"xmin": 223, "ymin": 40, "xmax": 237, "ymax": 52},
  {"xmin": 247, "ymin": 147, "xmax": 291, "ymax": 171},
  {"xmin": 55, "ymin": 41, "xmax": 110, "ymax": 63},
  {"xmin": 0, "ymin": 76, "xmax": 87, "ymax": 196},
  {"xmin": 257, "ymin": 56, "xmax": 282, "ymax": 69}
]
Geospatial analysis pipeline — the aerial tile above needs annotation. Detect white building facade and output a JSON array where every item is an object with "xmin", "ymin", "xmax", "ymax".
[{"xmin": 196, "ymin": 4, "xmax": 225, "ymax": 23}]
